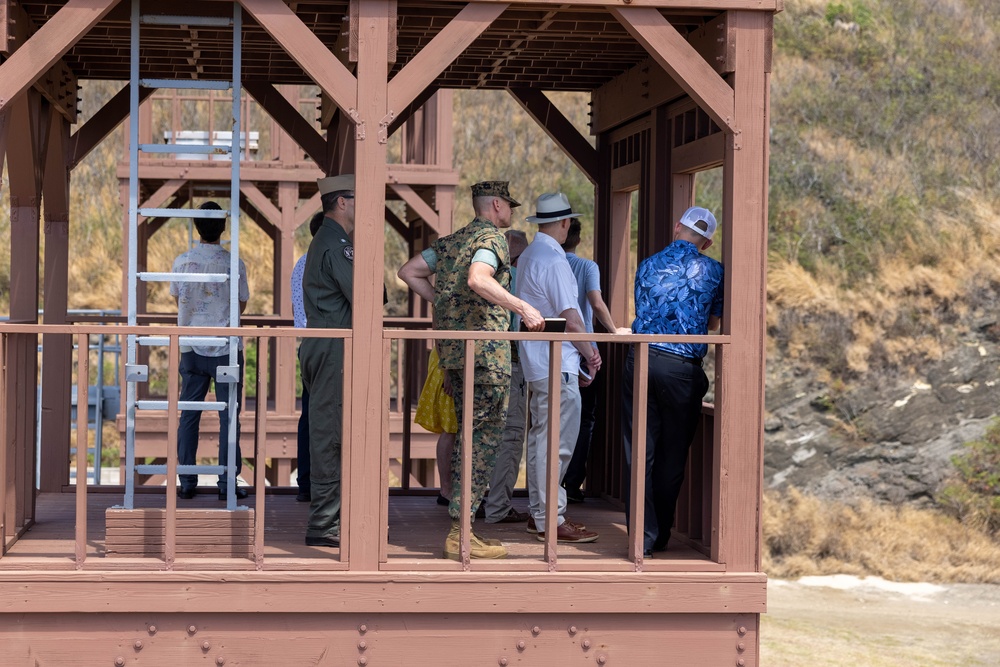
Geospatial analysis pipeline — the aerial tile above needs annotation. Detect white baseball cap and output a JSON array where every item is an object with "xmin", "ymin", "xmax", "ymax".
[{"xmin": 678, "ymin": 206, "xmax": 717, "ymax": 240}]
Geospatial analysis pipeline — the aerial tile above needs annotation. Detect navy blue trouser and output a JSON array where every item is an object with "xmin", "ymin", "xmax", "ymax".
[
  {"xmin": 621, "ymin": 347, "xmax": 708, "ymax": 551},
  {"xmin": 177, "ymin": 350, "xmax": 244, "ymax": 492}
]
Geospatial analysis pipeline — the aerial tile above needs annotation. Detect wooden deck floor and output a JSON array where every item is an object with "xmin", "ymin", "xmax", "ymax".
[{"xmin": 0, "ymin": 491, "xmax": 720, "ymax": 572}]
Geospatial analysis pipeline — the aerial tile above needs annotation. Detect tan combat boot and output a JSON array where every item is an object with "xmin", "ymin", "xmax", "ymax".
[{"xmin": 443, "ymin": 522, "xmax": 507, "ymax": 560}]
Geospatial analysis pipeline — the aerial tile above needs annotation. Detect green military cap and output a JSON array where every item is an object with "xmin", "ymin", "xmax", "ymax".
[{"xmin": 470, "ymin": 180, "xmax": 520, "ymax": 208}]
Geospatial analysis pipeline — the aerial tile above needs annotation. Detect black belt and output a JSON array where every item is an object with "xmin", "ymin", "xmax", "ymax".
[{"xmin": 649, "ymin": 347, "xmax": 702, "ymax": 367}]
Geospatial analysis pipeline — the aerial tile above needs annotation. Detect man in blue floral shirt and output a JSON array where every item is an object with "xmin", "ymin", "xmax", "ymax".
[{"xmin": 622, "ymin": 206, "xmax": 723, "ymax": 558}]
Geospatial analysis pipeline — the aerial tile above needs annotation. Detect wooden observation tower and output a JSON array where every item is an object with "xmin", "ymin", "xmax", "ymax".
[{"xmin": 0, "ymin": 0, "xmax": 776, "ymax": 663}]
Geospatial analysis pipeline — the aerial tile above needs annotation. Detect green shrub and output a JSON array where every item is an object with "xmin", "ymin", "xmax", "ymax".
[
  {"xmin": 825, "ymin": 1, "xmax": 874, "ymax": 30},
  {"xmin": 938, "ymin": 420, "xmax": 1000, "ymax": 535}
]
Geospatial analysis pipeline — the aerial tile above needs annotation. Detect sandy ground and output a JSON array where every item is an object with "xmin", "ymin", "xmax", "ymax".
[{"xmin": 762, "ymin": 576, "xmax": 1000, "ymax": 666}]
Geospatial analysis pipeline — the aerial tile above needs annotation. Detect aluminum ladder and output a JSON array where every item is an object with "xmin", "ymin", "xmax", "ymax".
[{"xmin": 123, "ymin": 0, "xmax": 246, "ymax": 510}]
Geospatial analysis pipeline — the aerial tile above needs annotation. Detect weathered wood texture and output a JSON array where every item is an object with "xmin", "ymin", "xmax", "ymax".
[
  {"xmin": 0, "ymin": 610, "xmax": 760, "ymax": 665},
  {"xmin": 106, "ymin": 508, "xmax": 254, "ymax": 559}
]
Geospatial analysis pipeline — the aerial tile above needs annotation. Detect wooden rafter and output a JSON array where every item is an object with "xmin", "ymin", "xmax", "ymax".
[
  {"xmin": 69, "ymin": 84, "xmax": 155, "ymax": 169},
  {"xmin": 389, "ymin": 183, "xmax": 440, "ymax": 234},
  {"xmin": 294, "ymin": 192, "xmax": 323, "ymax": 230},
  {"xmin": 0, "ymin": 0, "xmax": 119, "ymax": 115},
  {"xmin": 384, "ymin": 205, "xmax": 408, "ymax": 240},
  {"xmin": 238, "ymin": 194, "xmax": 279, "ymax": 241},
  {"xmin": 508, "ymin": 88, "xmax": 598, "ymax": 184},
  {"xmin": 388, "ymin": 2, "xmax": 507, "ymax": 114},
  {"xmin": 610, "ymin": 6, "xmax": 735, "ymax": 132},
  {"xmin": 244, "ymin": 81, "xmax": 327, "ymax": 169},
  {"xmin": 238, "ymin": 0, "xmax": 358, "ymax": 116},
  {"xmin": 137, "ymin": 179, "xmax": 187, "ymax": 225},
  {"xmin": 387, "ymin": 85, "xmax": 439, "ymax": 137},
  {"xmin": 241, "ymin": 182, "xmax": 283, "ymax": 229}
]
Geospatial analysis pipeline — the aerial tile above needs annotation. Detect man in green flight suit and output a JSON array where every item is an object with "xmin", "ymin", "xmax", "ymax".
[
  {"xmin": 398, "ymin": 180, "xmax": 544, "ymax": 559},
  {"xmin": 300, "ymin": 173, "xmax": 355, "ymax": 548}
]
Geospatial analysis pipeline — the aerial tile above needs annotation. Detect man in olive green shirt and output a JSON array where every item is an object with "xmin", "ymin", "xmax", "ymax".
[{"xmin": 300, "ymin": 173, "xmax": 355, "ymax": 548}]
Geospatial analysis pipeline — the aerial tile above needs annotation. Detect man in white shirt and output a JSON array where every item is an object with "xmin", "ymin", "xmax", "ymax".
[
  {"xmin": 517, "ymin": 193, "xmax": 601, "ymax": 543},
  {"xmin": 561, "ymin": 219, "xmax": 631, "ymax": 502},
  {"xmin": 171, "ymin": 201, "xmax": 250, "ymax": 500}
]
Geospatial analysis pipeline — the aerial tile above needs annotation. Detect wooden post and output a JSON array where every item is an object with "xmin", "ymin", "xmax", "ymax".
[
  {"xmin": 349, "ymin": 0, "xmax": 392, "ymax": 570},
  {"xmin": 40, "ymin": 109, "xmax": 73, "ymax": 492},
  {"xmin": 716, "ymin": 10, "xmax": 769, "ymax": 572}
]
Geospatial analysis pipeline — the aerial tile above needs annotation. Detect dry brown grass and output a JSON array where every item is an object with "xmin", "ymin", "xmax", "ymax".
[{"xmin": 763, "ymin": 487, "xmax": 1000, "ymax": 583}]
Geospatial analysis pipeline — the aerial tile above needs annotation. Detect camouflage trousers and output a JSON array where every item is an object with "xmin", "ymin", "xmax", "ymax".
[{"xmin": 445, "ymin": 369, "xmax": 510, "ymax": 521}]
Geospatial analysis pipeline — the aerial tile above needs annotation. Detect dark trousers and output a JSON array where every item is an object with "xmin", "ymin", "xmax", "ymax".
[
  {"xmin": 562, "ymin": 370, "xmax": 601, "ymax": 494},
  {"xmin": 177, "ymin": 350, "xmax": 244, "ymax": 492},
  {"xmin": 296, "ymin": 384, "xmax": 311, "ymax": 493},
  {"xmin": 300, "ymin": 337, "xmax": 344, "ymax": 541},
  {"xmin": 621, "ymin": 347, "xmax": 708, "ymax": 551},
  {"xmin": 296, "ymin": 344, "xmax": 311, "ymax": 494}
]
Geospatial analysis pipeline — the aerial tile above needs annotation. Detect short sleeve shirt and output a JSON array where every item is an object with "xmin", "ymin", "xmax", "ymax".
[
  {"xmin": 431, "ymin": 217, "xmax": 512, "ymax": 385},
  {"xmin": 516, "ymin": 233, "xmax": 583, "ymax": 382},
  {"xmin": 170, "ymin": 242, "xmax": 249, "ymax": 356},
  {"xmin": 565, "ymin": 252, "xmax": 600, "ymax": 334},
  {"xmin": 291, "ymin": 253, "xmax": 308, "ymax": 328},
  {"xmin": 631, "ymin": 239, "xmax": 724, "ymax": 359}
]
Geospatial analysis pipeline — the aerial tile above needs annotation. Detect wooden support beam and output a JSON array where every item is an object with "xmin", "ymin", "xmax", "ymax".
[
  {"xmin": 609, "ymin": 7, "xmax": 735, "ymax": 133},
  {"xmin": 294, "ymin": 192, "xmax": 323, "ymax": 230},
  {"xmin": 384, "ymin": 206, "xmax": 408, "ymax": 241},
  {"xmin": 136, "ymin": 179, "xmax": 187, "ymax": 224},
  {"xmin": 389, "ymin": 183, "xmax": 440, "ymax": 234},
  {"xmin": 39, "ymin": 110, "xmax": 73, "ymax": 492},
  {"xmin": 244, "ymin": 81, "xmax": 328, "ymax": 170},
  {"xmin": 715, "ymin": 10, "xmax": 769, "ymax": 572},
  {"xmin": 69, "ymin": 85, "xmax": 155, "ymax": 169},
  {"xmin": 387, "ymin": 85, "xmax": 439, "ymax": 138},
  {"xmin": 508, "ymin": 88, "xmax": 598, "ymax": 184},
  {"xmin": 238, "ymin": 195, "xmax": 279, "ymax": 241},
  {"xmin": 350, "ymin": 0, "xmax": 393, "ymax": 571},
  {"xmin": 387, "ymin": 2, "xmax": 507, "ymax": 114},
  {"xmin": 0, "ymin": 0, "xmax": 119, "ymax": 116},
  {"xmin": 240, "ymin": 182, "xmax": 283, "ymax": 229},
  {"xmin": 5, "ymin": 91, "xmax": 47, "ymax": 531},
  {"xmin": 238, "ymin": 0, "xmax": 358, "ymax": 116}
]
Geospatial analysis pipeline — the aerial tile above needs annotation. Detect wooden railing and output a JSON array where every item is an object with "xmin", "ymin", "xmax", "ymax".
[{"xmin": 0, "ymin": 322, "xmax": 726, "ymax": 572}]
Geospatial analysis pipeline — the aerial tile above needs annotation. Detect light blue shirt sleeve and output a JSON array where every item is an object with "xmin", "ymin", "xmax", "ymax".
[
  {"xmin": 420, "ymin": 247, "xmax": 438, "ymax": 272},
  {"xmin": 471, "ymin": 248, "xmax": 499, "ymax": 270}
]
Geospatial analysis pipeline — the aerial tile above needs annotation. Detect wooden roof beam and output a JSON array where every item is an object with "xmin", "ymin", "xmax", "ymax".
[
  {"xmin": 508, "ymin": 88, "xmax": 598, "ymax": 184},
  {"xmin": 69, "ymin": 84, "xmax": 155, "ymax": 169},
  {"xmin": 0, "ymin": 0, "xmax": 119, "ymax": 116},
  {"xmin": 389, "ymin": 183, "xmax": 441, "ymax": 234},
  {"xmin": 244, "ymin": 81, "xmax": 327, "ymax": 169},
  {"xmin": 238, "ymin": 0, "xmax": 358, "ymax": 116},
  {"xmin": 388, "ymin": 2, "xmax": 508, "ymax": 114},
  {"xmin": 610, "ymin": 6, "xmax": 734, "ymax": 133}
]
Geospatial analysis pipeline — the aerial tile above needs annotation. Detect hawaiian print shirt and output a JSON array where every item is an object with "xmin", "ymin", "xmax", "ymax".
[{"xmin": 631, "ymin": 239, "xmax": 723, "ymax": 359}]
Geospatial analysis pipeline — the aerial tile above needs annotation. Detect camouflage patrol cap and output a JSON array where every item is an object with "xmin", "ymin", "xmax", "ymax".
[{"xmin": 470, "ymin": 180, "xmax": 520, "ymax": 208}]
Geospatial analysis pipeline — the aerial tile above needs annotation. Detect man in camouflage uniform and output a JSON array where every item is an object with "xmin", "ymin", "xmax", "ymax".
[
  {"xmin": 398, "ymin": 181, "xmax": 544, "ymax": 559},
  {"xmin": 300, "ymin": 173, "xmax": 355, "ymax": 549}
]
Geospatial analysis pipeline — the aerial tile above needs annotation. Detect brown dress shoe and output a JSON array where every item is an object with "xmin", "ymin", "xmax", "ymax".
[{"xmin": 536, "ymin": 521, "xmax": 599, "ymax": 543}]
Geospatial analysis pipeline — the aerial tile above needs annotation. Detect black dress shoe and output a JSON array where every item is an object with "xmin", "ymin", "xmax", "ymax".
[
  {"xmin": 564, "ymin": 487, "xmax": 585, "ymax": 504},
  {"xmin": 436, "ymin": 494, "xmax": 450, "ymax": 506},
  {"xmin": 305, "ymin": 535, "xmax": 340, "ymax": 548},
  {"xmin": 218, "ymin": 487, "xmax": 249, "ymax": 500},
  {"xmin": 296, "ymin": 490, "xmax": 311, "ymax": 502},
  {"xmin": 643, "ymin": 549, "xmax": 653, "ymax": 559},
  {"xmin": 178, "ymin": 488, "xmax": 196, "ymax": 500}
]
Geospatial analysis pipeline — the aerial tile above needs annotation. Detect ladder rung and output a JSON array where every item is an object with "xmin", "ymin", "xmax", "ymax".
[
  {"xmin": 138, "ymin": 207, "xmax": 228, "ymax": 219},
  {"xmin": 140, "ymin": 15, "xmax": 233, "ymax": 27},
  {"xmin": 135, "ymin": 464, "xmax": 225, "ymax": 475},
  {"xmin": 138, "ymin": 272, "xmax": 228, "ymax": 283},
  {"xmin": 139, "ymin": 143, "xmax": 232, "ymax": 155},
  {"xmin": 140, "ymin": 78, "xmax": 231, "ymax": 90},
  {"xmin": 137, "ymin": 336, "xmax": 230, "ymax": 347},
  {"xmin": 136, "ymin": 400, "xmax": 226, "ymax": 411}
]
